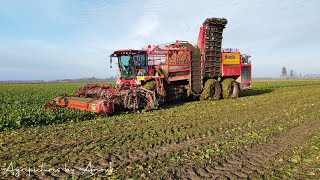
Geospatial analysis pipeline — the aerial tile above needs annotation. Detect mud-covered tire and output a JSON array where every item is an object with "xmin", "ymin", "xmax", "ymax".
[
  {"xmin": 221, "ymin": 78, "xmax": 239, "ymax": 99},
  {"xmin": 143, "ymin": 81, "xmax": 156, "ymax": 91},
  {"xmin": 200, "ymin": 79, "xmax": 221, "ymax": 101}
]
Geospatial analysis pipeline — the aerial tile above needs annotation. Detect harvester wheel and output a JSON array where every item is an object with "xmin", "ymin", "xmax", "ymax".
[
  {"xmin": 200, "ymin": 79, "xmax": 221, "ymax": 101},
  {"xmin": 221, "ymin": 78, "xmax": 239, "ymax": 99},
  {"xmin": 143, "ymin": 81, "xmax": 156, "ymax": 91}
]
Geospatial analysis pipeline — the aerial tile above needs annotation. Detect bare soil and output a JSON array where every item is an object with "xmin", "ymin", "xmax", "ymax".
[{"xmin": 177, "ymin": 119, "xmax": 320, "ymax": 179}]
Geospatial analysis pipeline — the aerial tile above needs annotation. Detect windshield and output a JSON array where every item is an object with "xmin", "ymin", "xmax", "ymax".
[
  {"xmin": 117, "ymin": 53, "xmax": 148, "ymax": 79},
  {"xmin": 119, "ymin": 55, "xmax": 135, "ymax": 79}
]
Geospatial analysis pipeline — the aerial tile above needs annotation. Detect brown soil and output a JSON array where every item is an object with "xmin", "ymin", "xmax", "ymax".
[
  {"xmin": 23, "ymin": 119, "xmax": 320, "ymax": 179},
  {"xmin": 1, "ymin": 85, "xmax": 320, "ymax": 179},
  {"xmin": 177, "ymin": 119, "xmax": 320, "ymax": 179}
]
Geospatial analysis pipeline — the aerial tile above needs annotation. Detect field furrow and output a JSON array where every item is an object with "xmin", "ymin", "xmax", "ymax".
[{"xmin": 0, "ymin": 80, "xmax": 320, "ymax": 179}]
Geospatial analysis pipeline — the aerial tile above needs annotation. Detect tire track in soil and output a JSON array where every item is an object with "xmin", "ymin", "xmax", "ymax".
[
  {"xmin": 177, "ymin": 119, "xmax": 320, "ymax": 179},
  {"xmin": 30, "ymin": 132, "xmax": 239, "ymax": 179},
  {"xmin": 85, "ymin": 98, "xmax": 318, "ymax": 172},
  {"xmin": 28, "ymin": 121, "xmax": 320, "ymax": 179},
  {"xmin": 11, "ymin": 89, "xmax": 319, "ymax": 179},
  {"xmin": 27, "ymin": 121, "xmax": 269, "ymax": 179}
]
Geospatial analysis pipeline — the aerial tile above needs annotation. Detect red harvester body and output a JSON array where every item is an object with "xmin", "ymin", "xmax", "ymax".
[{"xmin": 45, "ymin": 18, "xmax": 252, "ymax": 114}]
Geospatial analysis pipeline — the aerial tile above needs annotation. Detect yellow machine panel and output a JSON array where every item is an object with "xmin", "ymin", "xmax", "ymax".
[
  {"xmin": 136, "ymin": 76, "xmax": 145, "ymax": 81},
  {"xmin": 222, "ymin": 53, "xmax": 241, "ymax": 65}
]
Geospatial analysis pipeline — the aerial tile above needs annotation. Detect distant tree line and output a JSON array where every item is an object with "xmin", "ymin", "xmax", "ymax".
[
  {"xmin": 281, "ymin": 67, "xmax": 302, "ymax": 78},
  {"xmin": 56, "ymin": 76, "xmax": 117, "ymax": 82}
]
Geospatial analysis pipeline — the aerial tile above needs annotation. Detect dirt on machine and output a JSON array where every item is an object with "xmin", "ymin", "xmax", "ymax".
[{"xmin": 45, "ymin": 17, "xmax": 252, "ymax": 114}]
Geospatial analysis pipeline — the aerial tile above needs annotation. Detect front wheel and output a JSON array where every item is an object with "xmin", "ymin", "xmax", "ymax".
[{"xmin": 221, "ymin": 78, "xmax": 239, "ymax": 99}]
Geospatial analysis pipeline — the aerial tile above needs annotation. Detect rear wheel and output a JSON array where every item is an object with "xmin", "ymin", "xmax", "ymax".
[
  {"xmin": 200, "ymin": 79, "xmax": 221, "ymax": 101},
  {"xmin": 221, "ymin": 78, "xmax": 239, "ymax": 99}
]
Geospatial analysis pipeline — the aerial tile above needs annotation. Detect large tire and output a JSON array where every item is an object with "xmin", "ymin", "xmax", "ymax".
[
  {"xmin": 221, "ymin": 78, "xmax": 239, "ymax": 99},
  {"xmin": 200, "ymin": 79, "xmax": 221, "ymax": 101},
  {"xmin": 143, "ymin": 81, "xmax": 156, "ymax": 91}
]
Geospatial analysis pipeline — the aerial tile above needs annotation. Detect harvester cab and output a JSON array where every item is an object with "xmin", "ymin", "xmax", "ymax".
[{"xmin": 110, "ymin": 50, "xmax": 149, "ymax": 86}]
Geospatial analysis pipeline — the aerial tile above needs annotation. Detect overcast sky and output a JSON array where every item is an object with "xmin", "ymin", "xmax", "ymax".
[{"xmin": 0, "ymin": 0, "xmax": 319, "ymax": 80}]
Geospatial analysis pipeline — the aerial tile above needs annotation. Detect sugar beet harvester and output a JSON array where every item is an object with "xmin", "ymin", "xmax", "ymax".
[{"xmin": 45, "ymin": 18, "xmax": 252, "ymax": 114}]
